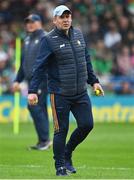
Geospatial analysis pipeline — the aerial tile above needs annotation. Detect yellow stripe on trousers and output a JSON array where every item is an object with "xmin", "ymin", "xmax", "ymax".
[{"xmin": 50, "ymin": 94, "xmax": 59, "ymax": 132}]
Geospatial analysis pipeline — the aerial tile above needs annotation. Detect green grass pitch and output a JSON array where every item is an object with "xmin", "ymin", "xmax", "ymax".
[{"xmin": 0, "ymin": 122, "xmax": 134, "ymax": 179}]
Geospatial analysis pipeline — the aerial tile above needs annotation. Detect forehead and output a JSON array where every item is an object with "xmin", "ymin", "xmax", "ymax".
[
  {"xmin": 25, "ymin": 21, "xmax": 37, "ymax": 24},
  {"xmin": 58, "ymin": 12, "xmax": 72, "ymax": 19}
]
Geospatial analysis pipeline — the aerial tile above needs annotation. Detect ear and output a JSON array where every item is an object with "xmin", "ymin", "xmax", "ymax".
[{"xmin": 53, "ymin": 17, "xmax": 57, "ymax": 25}]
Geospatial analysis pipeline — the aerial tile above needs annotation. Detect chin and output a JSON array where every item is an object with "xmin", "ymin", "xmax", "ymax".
[
  {"xmin": 63, "ymin": 27, "xmax": 70, "ymax": 30},
  {"xmin": 27, "ymin": 29, "xmax": 34, "ymax": 33}
]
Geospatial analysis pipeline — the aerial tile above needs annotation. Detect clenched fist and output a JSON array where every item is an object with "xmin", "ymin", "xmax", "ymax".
[
  {"xmin": 93, "ymin": 83, "xmax": 104, "ymax": 96},
  {"xmin": 28, "ymin": 93, "xmax": 38, "ymax": 105},
  {"xmin": 12, "ymin": 82, "xmax": 20, "ymax": 92}
]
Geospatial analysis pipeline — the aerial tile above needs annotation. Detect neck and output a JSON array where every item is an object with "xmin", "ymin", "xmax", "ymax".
[
  {"xmin": 29, "ymin": 28, "xmax": 42, "ymax": 32},
  {"xmin": 64, "ymin": 29, "xmax": 69, "ymax": 35},
  {"xmin": 56, "ymin": 27, "xmax": 69, "ymax": 35},
  {"xmin": 28, "ymin": 29, "xmax": 43, "ymax": 37}
]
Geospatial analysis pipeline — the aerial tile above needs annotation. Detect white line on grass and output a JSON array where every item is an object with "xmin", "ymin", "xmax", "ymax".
[
  {"xmin": 0, "ymin": 179, "xmax": 133, "ymax": 180},
  {"xmin": 0, "ymin": 164, "xmax": 43, "ymax": 168},
  {"xmin": 77, "ymin": 165, "xmax": 134, "ymax": 171},
  {"xmin": 0, "ymin": 164, "xmax": 134, "ymax": 171}
]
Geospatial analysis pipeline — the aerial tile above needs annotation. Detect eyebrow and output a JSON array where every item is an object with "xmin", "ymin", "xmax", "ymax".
[{"xmin": 60, "ymin": 14, "xmax": 71, "ymax": 18}]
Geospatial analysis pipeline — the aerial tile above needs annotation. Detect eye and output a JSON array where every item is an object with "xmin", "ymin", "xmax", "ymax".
[{"xmin": 60, "ymin": 14, "xmax": 70, "ymax": 19}]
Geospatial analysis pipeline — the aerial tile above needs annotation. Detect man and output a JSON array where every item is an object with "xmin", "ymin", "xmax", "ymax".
[
  {"xmin": 13, "ymin": 14, "xmax": 52, "ymax": 150},
  {"xmin": 28, "ymin": 6, "xmax": 104, "ymax": 176}
]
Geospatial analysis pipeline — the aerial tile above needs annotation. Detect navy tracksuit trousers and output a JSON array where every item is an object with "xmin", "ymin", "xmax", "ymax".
[
  {"xmin": 50, "ymin": 91, "xmax": 93, "ymax": 169},
  {"xmin": 28, "ymin": 85, "xmax": 49, "ymax": 143}
]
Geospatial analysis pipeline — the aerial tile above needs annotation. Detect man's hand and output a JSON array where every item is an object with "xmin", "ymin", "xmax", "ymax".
[
  {"xmin": 93, "ymin": 83, "xmax": 104, "ymax": 96},
  {"xmin": 12, "ymin": 82, "xmax": 20, "ymax": 92},
  {"xmin": 28, "ymin": 93, "xmax": 38, "ymax": 105}
]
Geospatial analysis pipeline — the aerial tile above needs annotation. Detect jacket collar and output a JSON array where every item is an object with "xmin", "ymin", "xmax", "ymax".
[
  {"xmin": 54, "ymin": 26, "xmax": 74, "ymax": 39},
  {"xmin": 29, "ymin": 29, "xmax": 44, "ymax": 38}
]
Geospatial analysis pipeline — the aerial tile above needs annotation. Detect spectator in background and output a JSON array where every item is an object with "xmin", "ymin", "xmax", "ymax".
[
  {"xmin": 130, "ymin": 44, "xmax": 134, "ymax": 70},
  {"xmin": 126, "ymin": 31, "xmax": 134, "ymax": 47},
  {"xmin": 116, "ymin": 46, "xmax": 132, "ymax": 76},
  {"xmin": 115, "ymin": 81, "xmax": 134, "ymax": 95},
  {"xmin": 0, "ymin": 1, "xmax": 12, "ymax": 23},
  {"xmin": 0, "ymin": 36, "xmax": 9, "ymax": 94},
  {"xmin": 113, "ymin": 2, "xmax": 125, "ymax": 17},
  {"xmin": 104, "ymin": 20, "xmax": 122, "ymax": 51},
  {"xmin": 92, "ymin": 40, "xmax": 113, "ymax": 76},
  {"xmin": 87, "ymin": 20, "xmax": 103, "ymax": 46},
  {"xmin": 106, "ymin": 80, "xmax": 134, "ymax": 95},
  {"xmin": 127, "ymin": 0, "xmax": 134, "ymax": 15},
  {"xmin": 0, "ymin": 50, "xmax": 8, "ymax": 73},
  {"xmin": 118, "ymin": 16, "xmax": 131, "ymax": 44}
]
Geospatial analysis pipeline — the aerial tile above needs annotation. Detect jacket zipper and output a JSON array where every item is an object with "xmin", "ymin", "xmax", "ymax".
[{"xmin": 69, "ymin": 39, "xmax": 78, "ymax": 95}]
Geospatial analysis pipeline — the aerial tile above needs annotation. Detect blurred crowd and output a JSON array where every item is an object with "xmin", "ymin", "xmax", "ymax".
[{"xmin": 0, "ymin": 0, "xmax": 134, "ymax": 95}]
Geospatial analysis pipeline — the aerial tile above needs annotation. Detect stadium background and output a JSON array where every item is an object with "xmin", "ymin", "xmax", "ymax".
[
  {"xmin": 0, "ymin": 0, "xmax": 134, "ymax": 179},
  {"xmin": 0, "ymin": 0, "xmax": 134, "ymax": 123}
]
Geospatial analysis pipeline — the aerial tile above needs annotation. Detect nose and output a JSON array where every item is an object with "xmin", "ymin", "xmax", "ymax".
[{"xmin": 63, "ymin": 17, "xmax": 69, "ymax": 22}]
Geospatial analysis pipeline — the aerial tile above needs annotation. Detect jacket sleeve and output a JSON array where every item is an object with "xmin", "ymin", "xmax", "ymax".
[
  {"xmin": 28, "ymin": 37, "xmax": 52, "ymax": 93},
  {"xmin": 85, "ymin": 48, "xmax": 99, "ymax": 86},
  {"xmin": 14, "ymin": 52, "xmax": 25, "ymax": 83}
]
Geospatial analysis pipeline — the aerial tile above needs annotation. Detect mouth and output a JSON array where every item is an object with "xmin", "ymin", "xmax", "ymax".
[{"xmin": 63, "ymin": 24, "xmax": 69, "ymax": 27}]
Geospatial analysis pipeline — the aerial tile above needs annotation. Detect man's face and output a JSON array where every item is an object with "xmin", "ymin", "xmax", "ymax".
[
  {"xmin": 25, "ymin": 21, "xmax": 41, "ymax": 33},
  {"xmin": 53, "ymin": 12, "xmax": 72, "ymax": 31}
]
